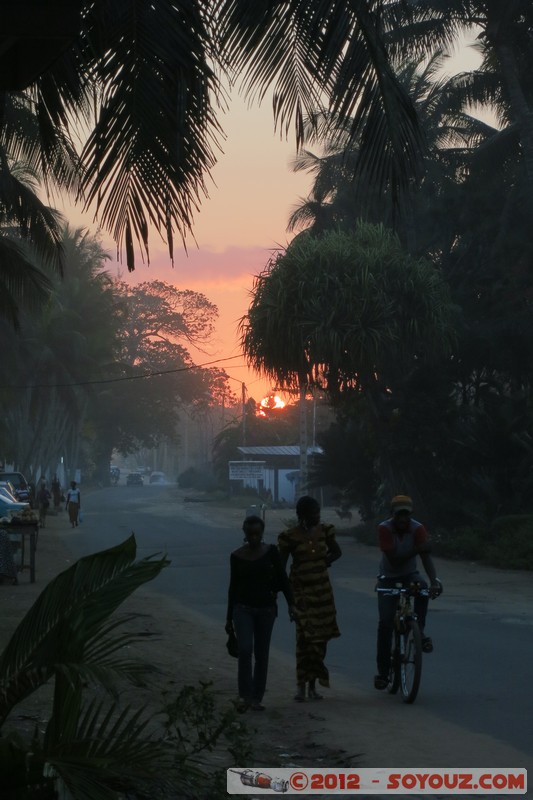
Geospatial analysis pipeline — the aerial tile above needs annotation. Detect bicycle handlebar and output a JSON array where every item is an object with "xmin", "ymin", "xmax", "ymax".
[{"xmin": 376, "ymin": 586, "xmax": 431, "ymax": 597}]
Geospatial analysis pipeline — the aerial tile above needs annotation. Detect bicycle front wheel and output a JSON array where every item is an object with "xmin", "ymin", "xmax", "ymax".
[
  {"xmin": 387, "ymin": 629, "xmax": 400, "ymax": 694},
  {"xmin": 400, "ymin": 620, "xmax": 422, "ymax": 704}
]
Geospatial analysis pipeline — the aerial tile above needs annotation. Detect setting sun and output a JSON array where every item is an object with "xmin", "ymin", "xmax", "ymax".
[{"xmin": 258, "ymin": 394, "xmax": 287, "ymax": 416}]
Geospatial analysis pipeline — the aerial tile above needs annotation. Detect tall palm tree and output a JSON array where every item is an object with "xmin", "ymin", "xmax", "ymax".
[
  {"xmin": 287, "ymin": 51, "xmax": 494, "ymax": 255},
  {"xmin": 7, "ymin": 0, "xmax": 425, "ymax": 271},
  {"xmin": 0, "ymin": 90, "xmax": 78, "ymax": 325},
  {"xmin": 383, "ymin": 1, "xmax": 533, "ymax": 183},
  {"xmin": 0, "ymin": 227, "xmax": 120, "ymax": 480}
]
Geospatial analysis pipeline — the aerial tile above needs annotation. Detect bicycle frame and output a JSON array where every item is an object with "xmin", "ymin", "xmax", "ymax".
[{"xmin": 376, "ymin": 584, "xmax": 430, "ymax": 704}]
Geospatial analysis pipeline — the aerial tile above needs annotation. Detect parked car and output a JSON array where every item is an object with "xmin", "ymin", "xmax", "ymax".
[
  {"xmin": 0, "ymin": 471, "xmax": 32, "ymax": 504},
  {"xmin": 0, "ymin": 480, "xmax": 19, "ymax": 502},
  {"xmin": 126, "ymin": 472, "xmax": 144, "ymax": 487},
  {"xmin": 149, "ymin": 471, "xmax": 166, "ymax": 484},
  {"xmin": 0, "ymin": 495, "xmax": 31, "ymax": 519}
]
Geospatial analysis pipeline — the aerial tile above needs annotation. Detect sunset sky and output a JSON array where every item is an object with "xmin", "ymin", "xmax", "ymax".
[
  {"xmin": 61, "ymin": 37, "xmax": 481, "ymax": 406},
  {"xmin": 63, "ymin": 90, "xmax": 311, "ymax": 404}
]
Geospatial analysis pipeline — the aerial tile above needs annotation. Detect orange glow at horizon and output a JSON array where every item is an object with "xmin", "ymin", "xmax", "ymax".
[
  {"xmin": 260, "ymin": 394, "xmax": 286, "ymax": 410},
  {"xmin": 257, "ymin": 394, "xmax": 287, "ymax": 416}
]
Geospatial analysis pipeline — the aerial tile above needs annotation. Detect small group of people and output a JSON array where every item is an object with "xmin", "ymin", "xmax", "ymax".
[
  {"xmin": 35, "ymin": 479, "xmax": 81, "ymax": 529},
  {"xmin": 225, "ymin": 493, "xmax": 443, "ymax": 711}
]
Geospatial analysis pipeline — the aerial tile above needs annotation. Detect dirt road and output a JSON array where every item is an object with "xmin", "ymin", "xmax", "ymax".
[{"xmin": 1, "ymin": 494, "xmax": 531, "ymax": 798}]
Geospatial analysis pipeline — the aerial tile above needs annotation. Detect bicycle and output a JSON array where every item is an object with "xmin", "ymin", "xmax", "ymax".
[{"xmin": 376, "ymin": 583, "xmax": 438, "ymax": 704}]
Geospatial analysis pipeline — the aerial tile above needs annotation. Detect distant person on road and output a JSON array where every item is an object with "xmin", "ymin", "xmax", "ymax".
[
  {"xmin": 374, "ymin": 494, "xmax": 443, "ymax": 690},
  {"xmin": 65, "ymin": 481, "xmax": 81, "ymax": 528},
  {"xmin": 51, "ymin": 476, "xmax": 62, "ymax": 513},
  {"xmin": 37, "ymin": 480, "xmax": 51, "ymax": 528},
  {"xmin": 226, "ymin": 514, "xmax": 296, "ymax": 712},
  {"xmin": 278, "ymin": 496, "xmax": 342, "ymax": 703}
]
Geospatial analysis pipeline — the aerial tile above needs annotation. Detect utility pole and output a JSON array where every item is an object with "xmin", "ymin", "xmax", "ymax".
[
  {"xmin": 298, "ymin": 381, "xmax": 308, "ymax": 496},
  {"xmin": 241, "ymin": 382, "xmax": 246, "ymax": 455}
]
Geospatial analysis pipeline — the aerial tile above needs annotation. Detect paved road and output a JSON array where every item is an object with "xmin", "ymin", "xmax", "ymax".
[{"xmin": 61, "ymin": 483, "xmax": 532, "ymax": 765}]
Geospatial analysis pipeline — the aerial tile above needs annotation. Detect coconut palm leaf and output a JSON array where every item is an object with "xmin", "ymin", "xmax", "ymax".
[
  {"xmin": 2, "ymin": 1, "xmax": 431, "ymax": 268},
  {"xmin": 31, "ymin": 699, "xmax": 182, "ymax": 800},
  {"xmin": 72, "ymin": 0, "xmax": 224, "ymax": 270},
  {"xmin": 0, "ymin": 159, "xmax": 64, "ymax": 267},
  {"xmin": 217, "ymin": 0, "xmax": 424, "ymax": 201},
  {"xmin": 0, "ymin": 235, "xmax": 53, "ymax": 327},
  {"xmin": 0, "ymin": 535, "xmax": 169, "ymax": 726},
  {"xmin": 0, "ymin": 91, "xmax": 81, "ymax": 196}
]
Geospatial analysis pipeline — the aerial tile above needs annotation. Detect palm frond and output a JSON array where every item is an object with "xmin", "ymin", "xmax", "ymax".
[
  {"xmin": 217, "ymin": 0, "xmax": 424, "ymax": 200},
  {"xmin": 43, "ymin": 699, "xmax": 181, "ymax": 800},
  {"xmin": 0, "ymin": 157, "xmax": 65, "ymax": 270},
  {"xmin": 0, "ymin": 535, "xmax": 169, "ymax": 725},
  {"xmin": 78, "ymin": 0, "xmax": 224, "ymax": 270},
  {"xmin": 0, "ymin": 92, "xmax": 82, "ymax": 197},
  {"xmin": 0, "ymin": 235, "xmax": 53, "ymax": 327}
]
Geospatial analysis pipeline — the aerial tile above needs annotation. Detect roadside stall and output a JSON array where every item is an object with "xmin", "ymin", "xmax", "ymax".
[{"xmin": 1, "ymin": 507, "xmax": 40, "ymax": 584}]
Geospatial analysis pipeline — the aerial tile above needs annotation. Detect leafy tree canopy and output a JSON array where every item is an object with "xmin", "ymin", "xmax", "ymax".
[{"xmin": 241, "ymin": 223, "xmax": 457, "ymax": 401}]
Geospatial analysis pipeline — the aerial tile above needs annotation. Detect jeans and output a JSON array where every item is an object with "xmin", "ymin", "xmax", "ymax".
[
  {"xmin": 232, "ymin": 604, "xmax": 276, "ymax": 704},
  {"xmin": 376, "ymin": 574, "xmax": 428, "ymax": 678}
]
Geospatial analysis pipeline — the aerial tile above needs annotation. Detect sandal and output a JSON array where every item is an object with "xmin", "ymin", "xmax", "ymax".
[
  {"xmin": 294, "ymin": 686, "xmax": 306, "ymax": 703},
  {"xmin": 307, "ymin": 682, "xmax": 323, "ymax": 700},
  {"xmin": 374, "ymin": 674, "xmax": 388, "ymax": 690},
  {"xmin": 422, "ymin": 636, "xmax": 433, "ymax": 653}
]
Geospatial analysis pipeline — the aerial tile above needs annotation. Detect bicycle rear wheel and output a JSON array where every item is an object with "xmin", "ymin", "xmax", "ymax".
[
  {"xmin": 400, "ymin": 620, "xmax": 422, "ymax": 703},
  {"xmin": 387, "ymin": 630, "xmax": 400, "ymax": 694}
]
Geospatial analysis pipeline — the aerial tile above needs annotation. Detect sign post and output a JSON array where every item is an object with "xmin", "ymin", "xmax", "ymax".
[{"xmin": 228, "ymin": 461, "xmax": 266, "ymax": 481}]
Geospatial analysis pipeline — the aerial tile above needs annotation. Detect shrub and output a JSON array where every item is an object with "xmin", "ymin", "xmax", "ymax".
[
  {"xmin": 431, "ymin": 527, "xmax": 485, "ymax": 561},
  {"xmin": 178, "ymin": 467, "xmax": 218, "ymax": 492},
  {"xmin": 162, "ymin": 682, "xmax": 253, "ymax": 799},
  {"xmin": 485, "ymin": 516, "xmax": 533, "ymax": 570}
]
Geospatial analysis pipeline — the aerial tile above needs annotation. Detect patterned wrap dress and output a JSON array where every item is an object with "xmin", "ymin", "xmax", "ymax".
[{"xmin": 278, "ymin": 523, "xmax": 341, "ymax": 687}]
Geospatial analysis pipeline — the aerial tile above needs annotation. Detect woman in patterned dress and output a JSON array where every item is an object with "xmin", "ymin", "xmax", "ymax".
[{"xmin": 278, "ymin": 496, "xmax": 342, "ymax": 702}]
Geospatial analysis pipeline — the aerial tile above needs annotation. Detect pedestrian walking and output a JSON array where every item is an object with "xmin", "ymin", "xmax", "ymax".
[
  {"xmin": 37, "ymin": 481, "xmax": 51, "ymax": 528},
  {"xmin": 226, "ymin": 515, "xmax": 296, "ymax": 712},
  {"xmin": 278, "ymin": 496, "xmax": 342, "ymax": 702},
  {"xmin": 65, "ymin": 481, "xmax": 81, "ymax": 528}
]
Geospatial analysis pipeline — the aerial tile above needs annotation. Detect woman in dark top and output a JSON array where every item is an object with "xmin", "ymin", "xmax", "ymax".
[{"xmin": 226, "ymin": 515, "xmax": 295, "ymax": 711}]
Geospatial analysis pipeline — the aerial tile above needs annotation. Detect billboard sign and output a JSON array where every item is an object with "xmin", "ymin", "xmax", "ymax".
[{"xmin": 229, "ymin": 461, "xmax": 266, "ymax": 481}]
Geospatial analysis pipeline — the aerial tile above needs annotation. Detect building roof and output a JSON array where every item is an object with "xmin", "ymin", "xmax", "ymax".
[{"xmin": 237, "ymin": 445, "xmax": 323, "ymax": 456}]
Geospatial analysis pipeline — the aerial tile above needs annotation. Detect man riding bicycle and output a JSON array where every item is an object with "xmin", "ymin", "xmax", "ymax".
[{"xmin": 374, "ymin": 494, "xmax": 443, "ymax": 690}]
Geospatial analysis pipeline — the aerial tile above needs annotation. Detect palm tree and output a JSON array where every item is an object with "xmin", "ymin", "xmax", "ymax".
[
  {"xmin": 0, "ymin": 227, "xmax": 120, "ymax": 481},
  {"xmin": 4, "ymin": 0, "xmax": 426, "ymax": 271},
  {"xmin": 240, "ymin": 223, "xmax": 456, "ymax": 498},
  {"xmin": 0, "ymin": 535, "xmax": 178, "ymax": 799},
  {"xmin": 384, "ymin": 1, "xmax": 533, "ymax": 184},
  {"xmin": 287, "ymin": 51, "xmax": 494, "ymax": 255},
  {"xmin": 241, "ymin": 225, "xmax": 455, "ymax": 394}
]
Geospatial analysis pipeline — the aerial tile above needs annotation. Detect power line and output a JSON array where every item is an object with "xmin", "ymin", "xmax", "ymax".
[{"xmin": 0, "ymin": 355, "xmax": 244, "ymax": 390}]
